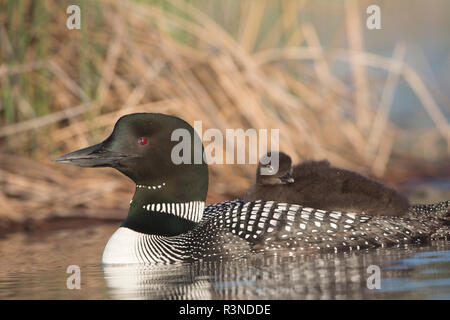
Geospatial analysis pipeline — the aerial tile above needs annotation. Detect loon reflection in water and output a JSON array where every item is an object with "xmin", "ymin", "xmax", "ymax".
[
  {"xmin": 103, "ymin": 242, "xmax": 450, "ymax": 299},
  {"xmin": 55, "ymin": 113, "xmax": 450, "ymax": 265}
]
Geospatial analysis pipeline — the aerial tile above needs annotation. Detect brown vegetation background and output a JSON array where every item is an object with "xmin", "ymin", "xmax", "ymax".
[{"xmin": 0, "ymin": 0, "xmax": 449, "ymax": 232}]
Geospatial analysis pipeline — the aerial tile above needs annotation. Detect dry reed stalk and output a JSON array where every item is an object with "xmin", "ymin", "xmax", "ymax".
[
  {"xmin": 48, "ymin": 61, "xmax": 89, "ymax": 101},
  {"xmin": 12, "ymin": 86, "xmax": 36, "ymax": 118},
  {"xmin": 345, "ymin": 0, "xmax": 371, "ymax": 133},
  {"xmin": 301, "ymin": 24, "xmax": 349, "ymax": 95},
  {"xmin": 371, "ymin": 130, "xmax": 395, "ymax": 177},
  {"xmin": 93, "ymin": 17, "xmax": 124, "ymax": 115},
  {"xmin": 257, "ymin": 0, "xmax": 305, "ymax": 50},
  {"xmin": 0, "ymin": 103, "xmax": 91, "ymax": 138},
  {"xmin": 238, "ymin": 0, "xmax": 265, "ymax": 52},
  {"xmin": 366, "ymin": 43, "xmax": 406, "ymax": 157}
]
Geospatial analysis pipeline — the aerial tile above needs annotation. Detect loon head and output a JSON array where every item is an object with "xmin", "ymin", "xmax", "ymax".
[
  {"xmin": 256, "ymin": 152, "xmax": 294, "ymax": 185},
  {"xmin": 55, "ymin": 113, "xmax": 208, "ymax": 235}
]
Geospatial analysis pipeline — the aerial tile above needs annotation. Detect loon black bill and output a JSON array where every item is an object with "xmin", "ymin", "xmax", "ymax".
[{"xmin": 54, "ymin": 142, "xmax": 132, "ymax": 168}]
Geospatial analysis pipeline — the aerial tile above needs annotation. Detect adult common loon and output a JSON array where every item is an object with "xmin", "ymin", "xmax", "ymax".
[
  {"xmin": 55, "ymin": 113, "xmax": 450, "ymax": 264},
  {"xmin": 244, "ymin": 152, "xmax": 411, "ymax": 216}
]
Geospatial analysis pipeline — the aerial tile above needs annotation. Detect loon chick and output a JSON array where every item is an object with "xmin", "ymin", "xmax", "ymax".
[
  {"xmin": 55, "ymin": 113, "xmax": 450, "ymax": 265},
  {"xmin": 244, "ymin": 152, "xmax": 410, "ymax": 216}
]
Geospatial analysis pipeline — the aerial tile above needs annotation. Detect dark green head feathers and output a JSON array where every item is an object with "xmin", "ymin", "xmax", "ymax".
[
  {"xmin": 56, "ymin": 113, "xmax": 208, "ymax": 202},
  {"xmin": 55, "ymin": 113, "xmax": 208, "ymax": 236}
]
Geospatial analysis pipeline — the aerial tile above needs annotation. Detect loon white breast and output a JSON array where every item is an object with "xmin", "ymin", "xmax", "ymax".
[{"xmin": 55, "ymin": 113, "xmax": 450, "ymax": 265}]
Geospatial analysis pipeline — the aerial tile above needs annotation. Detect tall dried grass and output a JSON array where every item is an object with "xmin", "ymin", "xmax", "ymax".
[{"xmin": 0, "ymin": 0, "xmax": 449, "ymax": 227}]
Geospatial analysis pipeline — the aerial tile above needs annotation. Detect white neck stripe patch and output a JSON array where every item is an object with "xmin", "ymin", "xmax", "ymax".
[{"xmin": 142, "ymin": 201, "xmax": 205, "ymax": 223}]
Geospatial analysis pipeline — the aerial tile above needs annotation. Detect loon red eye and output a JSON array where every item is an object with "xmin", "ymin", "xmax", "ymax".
[{"xmin": 138, "ymin": 137, "xmax": 148, "ymax": 145}]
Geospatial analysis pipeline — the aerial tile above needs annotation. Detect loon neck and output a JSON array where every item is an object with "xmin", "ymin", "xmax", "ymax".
[{"xmin": 121, "ymin": 183, "xmax": 205, "ymax": 236}]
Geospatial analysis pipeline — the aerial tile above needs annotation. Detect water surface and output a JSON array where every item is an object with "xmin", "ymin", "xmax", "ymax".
[{"xmin": 1, "ymin": 224, "xmax": 450, "ymax": 299}]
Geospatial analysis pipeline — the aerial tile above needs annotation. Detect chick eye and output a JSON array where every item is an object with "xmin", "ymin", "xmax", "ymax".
[{"xmin": 138, "ymin": 137, "xmax": 148, "ymax": 145}]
